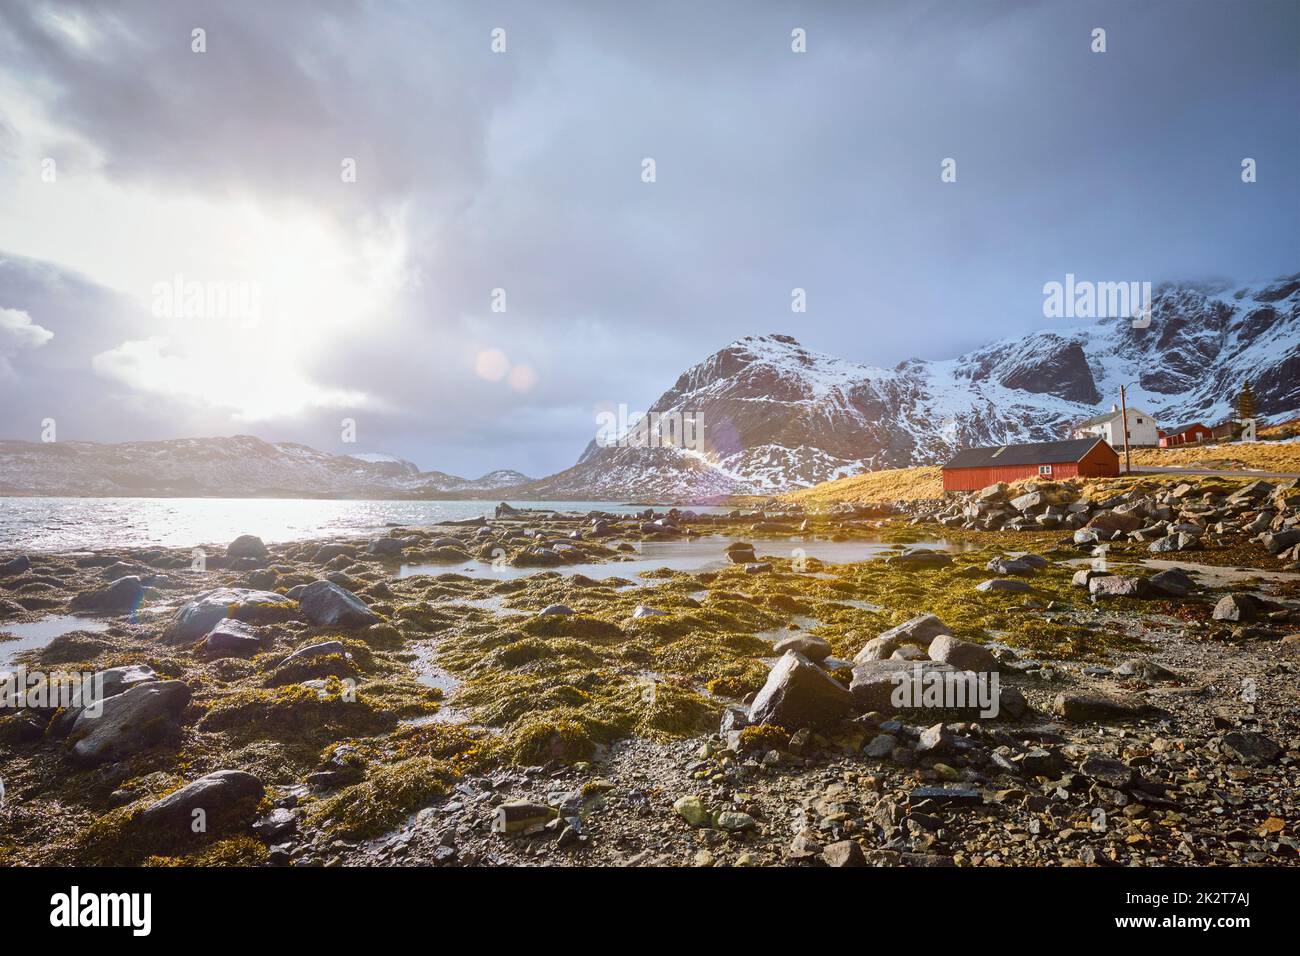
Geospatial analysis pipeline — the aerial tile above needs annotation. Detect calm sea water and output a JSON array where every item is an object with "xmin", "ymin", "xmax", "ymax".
[{"xmin": 0, "ymin": 497, "xmax": 734, "ymax": 553}]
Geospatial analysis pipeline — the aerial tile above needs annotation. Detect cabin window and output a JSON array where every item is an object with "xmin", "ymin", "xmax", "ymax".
[
  {"xmin": 1136, "ymin": 418, "xmax": 1143, "ymax": 424},
  {"xmin": 1038, "ymin": 465, "xmax": 1053, "ymax": 475}
]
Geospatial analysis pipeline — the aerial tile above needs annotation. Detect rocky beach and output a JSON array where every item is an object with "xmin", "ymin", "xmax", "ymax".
[{"xmin": 1, "ymin": 474, "xmax": 1297, "ymax": 868}]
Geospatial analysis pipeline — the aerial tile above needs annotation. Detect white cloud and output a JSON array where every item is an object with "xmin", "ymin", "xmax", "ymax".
[
  {"xmin": 92, "ymin": 336, "xmax": 371, "ymax": 421},
  {"xmin": 0, "ymin": 306, "xmax": 53, "ymax": 348}
]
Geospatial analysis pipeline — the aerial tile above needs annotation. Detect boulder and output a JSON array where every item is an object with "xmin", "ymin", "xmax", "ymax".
[
  {"xmin": 1221, "ymin": 731, "xmax": 1282, "ymax": 765},
  {"xmin": 367, "ymin": 537, "xmax": 406, "ymax": 557},
  {"xmin": 537, "ymin": 604, "xmax": 575, "ymax": 617},
  {"xmin": 986, "ymin": 557, "xmax": 1036, "ymax": 576},
  {"xmin": 199, "ymin": 618, "xmax": 263, "ymax": 657},
  {"xmin": 492, "ymin": 801, "xmax": 556, "ymax": 834},
  {"xmin": 631, "ymin": 605, "xmax": 666, "ymax": 619},
  {"xmin": 46, "ymin": 664, "xmax": 159, "ymax": 735},
  {"xmin": 136, "ymin": 770, "xmax": 265, "ymax": 835},
  {"xmin": 296, "ymin": 580, "xmax": 381, "ymax": 628},
  {"xmin": 1087, "ymin": 510, "xmax": 1143, "ymax": 534},
  {"xmin": 772, "ymin": 634, "xmax": 833, "ymax": 662},
  {"xmin": 1148, "ymin": 533, "xmax": 1199, "ymax": 553},
  {"xmin": 854, "ymin": 614, "xmax": 950, "ymax": 664},
  {"xmin": 927, "ymin": 634, "xmax": 998, "ymax": 672},
  {"xmin": 1052, "ymin": 691, "xmax": 1150, "ymax": 723},
  {"xmin": 1149, "ymin": 568, "xmax": 1195, "ymax": 598},
  {"xmin": 226, "ymin": 535, "xmax": 269, "ymax": 560},
  {"xmin": 976, "ymin": 578, "xmax": 1031, "ymax": 593},
  {"xmin": 69, "ymin": 575, "xmax": 145, "ymax": 613},
  {"xmin": 822, "ymin": 841, "xmax": 867, "ymax": 867},
  {"xmin": 0, "ymin": 555, "xmax": 31, "ymax": 576},
  {"xmin": 1115, "ymin": 658, "xmax": 1180, "ymax": 681},
  {"xmin": 725, "ymin": 542, "xmax": 758, "ymax": 564},
  {"xmin": 849, "ymin": 659, "xmax": 967, "ymax": 714},
  {"xmin": 978, "ymin": 483, "xmax": 1008, "ymax": 502},
  {"xmin": 886, "ymin": 550, "xmax": 952, "ymax": 569},
  {"xmin": 749, "ymin": 652, "xmax": 853, "ymax": 729},
  {"xmin": 1262, "ymin": 529, "xmax": 1300, "ymax": 554},
  {"xmin": 1078, "ymin": 754, "xmax": 1135, "ymax": 789},
  {"xmin": 68, "ymin": 680, "xmax": 191, "ymax": 765},
  {"xmin": 280, "ymin": 641, "xmax": 348, "ymax": 667},
  {"xmin": 162, "ymin": 588, "xmax": 286, "ymax": 645},
  {"xmin": 1211, "ymin": 592, "xmax": 1270, "ymax": 623},
  {"xmin": 1088, "ymin": 575, "xmax": 1153, "ymax": 599},
  {"xmin": 1072, "ymin": 568, "xmax": 1112, "ymax": 587},
  {"xmin": 313, "ymin": 544, "xmax": 356, "ymax": 564}
]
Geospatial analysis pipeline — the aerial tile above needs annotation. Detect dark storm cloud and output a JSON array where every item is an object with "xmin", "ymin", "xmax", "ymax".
[{"xmin": 0, "ymin": 0, "xmax": 1295, "ymax": 475}]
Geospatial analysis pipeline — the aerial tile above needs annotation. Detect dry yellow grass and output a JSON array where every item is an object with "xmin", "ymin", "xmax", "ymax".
[
  {"xmin": 782, "ymin": 457, "xmax": 1283, "ymax": 509},
  {"xmin": 1130, "ymin": 441, "xmax": 1300, "ymax": 472},
  {"xmin": 782, "ymin": 466, "xmax": 944, "ymax": 505}
]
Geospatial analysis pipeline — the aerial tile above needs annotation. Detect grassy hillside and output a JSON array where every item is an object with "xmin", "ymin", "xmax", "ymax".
[
  {"xmin": 782, "ymin": 466, "xmax": 944, "ymax": 505},
  {"xmin": 1130, "ymin": 441, "xmax": 1300, "ymax": 471}
]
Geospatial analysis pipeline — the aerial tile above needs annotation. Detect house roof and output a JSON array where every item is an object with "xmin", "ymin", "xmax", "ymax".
[
  {"xmin": 1165, "ymin": 422, "xmax": 1209, "ymax": 436},
  {"xmin": 1075, "ymin": 407, "xmax": 1153, "ymax": 428},
  {"xmin": 943, "ymin": 437, "xmax": 1115, "ymax": 470}
]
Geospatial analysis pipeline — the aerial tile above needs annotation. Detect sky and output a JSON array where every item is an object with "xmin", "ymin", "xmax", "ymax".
[{"xmin": 0, "ymin": 0, "xmax": 1296, "ymax": 477}]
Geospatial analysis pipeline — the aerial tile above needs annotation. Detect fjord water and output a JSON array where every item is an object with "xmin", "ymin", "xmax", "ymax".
[{"xmin": 0, "ymin": 496, "xmax": 737, "ymax": 552}]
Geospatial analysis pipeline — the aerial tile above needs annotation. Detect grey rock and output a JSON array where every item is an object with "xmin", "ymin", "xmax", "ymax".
[
  {"xmin": 772, "ymin": 634, "xmax": 832, "ymax": 662},
  {"xmin": 69, "ymin": 575, "xmax": 145, "ymax": 613},
  {"xmin": 1088, "ymin": 575, "xmax": 1153, "ymax": 599},
  {"xmin": 226, "ymin": 535, "xmax": 269, "ymax": 560},
  {"xmin": 296, "ymin": 580, "xmax": 381, "ymax": 628},
  {"xmin": 1149, "ymin": 568, "xmax": 1195, "ymax": 598},
  {"xmin": 986, "ymin": 557, "xmax": 1036, "ymax": 576},
  {"xmin": 200, "ymin": 618, "xmax": 263, "ymax": 657},
  {"xmin": 69, "ymin": 680, "xmax": 191, "ymax": 765},
  {"xmin": 138, "ymin": 769, "xmax": 264, "ymax": 833},
  {"xmin": 927, "ymin": 634, "xmax": 998, "ymax": 672},
  {"xmin": 1052, "ymin": 691, "xmax": 1150, "ymax": 723},
  {"xmin": 281, "ymin": 641, "xmax": 348, "ymax": 667},
  {"xmin": 1221, "ymin": 731, "xmax": 1282, "ymax": 765},
  {"xmin": 367, "ymin": 537, "xmax": 405, "ymax": 557},
  {"xmin": 854, "ymin": 614, "xmax": 950, "ymax": 664},
  {"xmin": 163, "ymin": 587, "xmax": 285, "ymax": 645},
  {"xmin": 976, "ymin": 578, "xmax": 1031, "ymax": 593},
  {"xmin": 749, "ymin": 651, "xmax": 854, "ymax": 729}
]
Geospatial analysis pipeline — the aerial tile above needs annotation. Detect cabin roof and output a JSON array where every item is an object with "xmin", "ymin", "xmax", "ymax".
[{"xmin": 943, "ymin": 437, "xmax": 1114, "ymax": 470}]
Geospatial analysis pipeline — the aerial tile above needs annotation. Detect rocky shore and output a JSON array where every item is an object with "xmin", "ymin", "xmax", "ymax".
[{"xmin": 1, "ymin": 480, "xmax": 1297, "ymax": 867}]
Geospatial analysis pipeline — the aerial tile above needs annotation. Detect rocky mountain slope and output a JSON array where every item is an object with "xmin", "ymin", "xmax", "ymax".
[
  {"xmin": 0, "ymin": 435, "xmax": 530, "ymax": 498},
  {"xmin": 521, "ymin": 273, "xmax": 1299, "ymax": 500}
]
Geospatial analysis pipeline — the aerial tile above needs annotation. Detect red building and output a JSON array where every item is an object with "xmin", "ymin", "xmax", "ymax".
[
  {"xmin": 941, "ymin": 438, "xmax": 1120, "ymax": 492},
  {"xmin": 1158, "ymin": 422, "xmax": 1213, "ymax": 447}
]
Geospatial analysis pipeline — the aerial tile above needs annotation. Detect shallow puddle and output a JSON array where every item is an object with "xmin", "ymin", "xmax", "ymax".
[
  {"xmin": 0, "ymin": 615, "xmax": 111, "ymax": 670},
  {"xmin": 398, "ymin": 536, "xmax": 952, "ymax": 583}
]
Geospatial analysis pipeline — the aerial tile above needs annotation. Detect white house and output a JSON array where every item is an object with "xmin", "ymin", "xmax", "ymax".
[{"xmin": 1072, "ymin": 404, "xmax": 1161, "ymax": 447}]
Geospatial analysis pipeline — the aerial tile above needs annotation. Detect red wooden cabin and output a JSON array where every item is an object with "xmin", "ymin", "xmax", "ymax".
[
  {"xmin": 1158, "ymin": 423, "xmax": 1212, "ymax": 447},
  {"xmin": 941, "ymin": 438, "xmax": 1119, "ymax": 492}
]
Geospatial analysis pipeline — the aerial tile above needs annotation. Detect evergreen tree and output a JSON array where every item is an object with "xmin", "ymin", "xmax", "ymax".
[{"xmin": 1236, "ymin": 381, "xmax": 1258, "ymax": 421}]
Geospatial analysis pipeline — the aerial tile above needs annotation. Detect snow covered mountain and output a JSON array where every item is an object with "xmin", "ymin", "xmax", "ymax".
[
  {"xmin": 521, "ymin": 273, "xmax": 1300, "ymax": 499},
  {"xmin": 0, "ymin": 435, "xmax": 531, "ymax": 498}
]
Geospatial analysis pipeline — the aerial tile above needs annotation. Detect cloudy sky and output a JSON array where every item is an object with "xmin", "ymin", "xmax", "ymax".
[{"xmin": 0, "ymin": 0, "xmax": 1296, "ymax": 477}]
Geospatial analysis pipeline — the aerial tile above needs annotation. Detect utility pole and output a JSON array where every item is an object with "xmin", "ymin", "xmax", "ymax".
[{"xmin": 1119, "ymin": 384, "xmax": 1132, "ymax": 474}]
